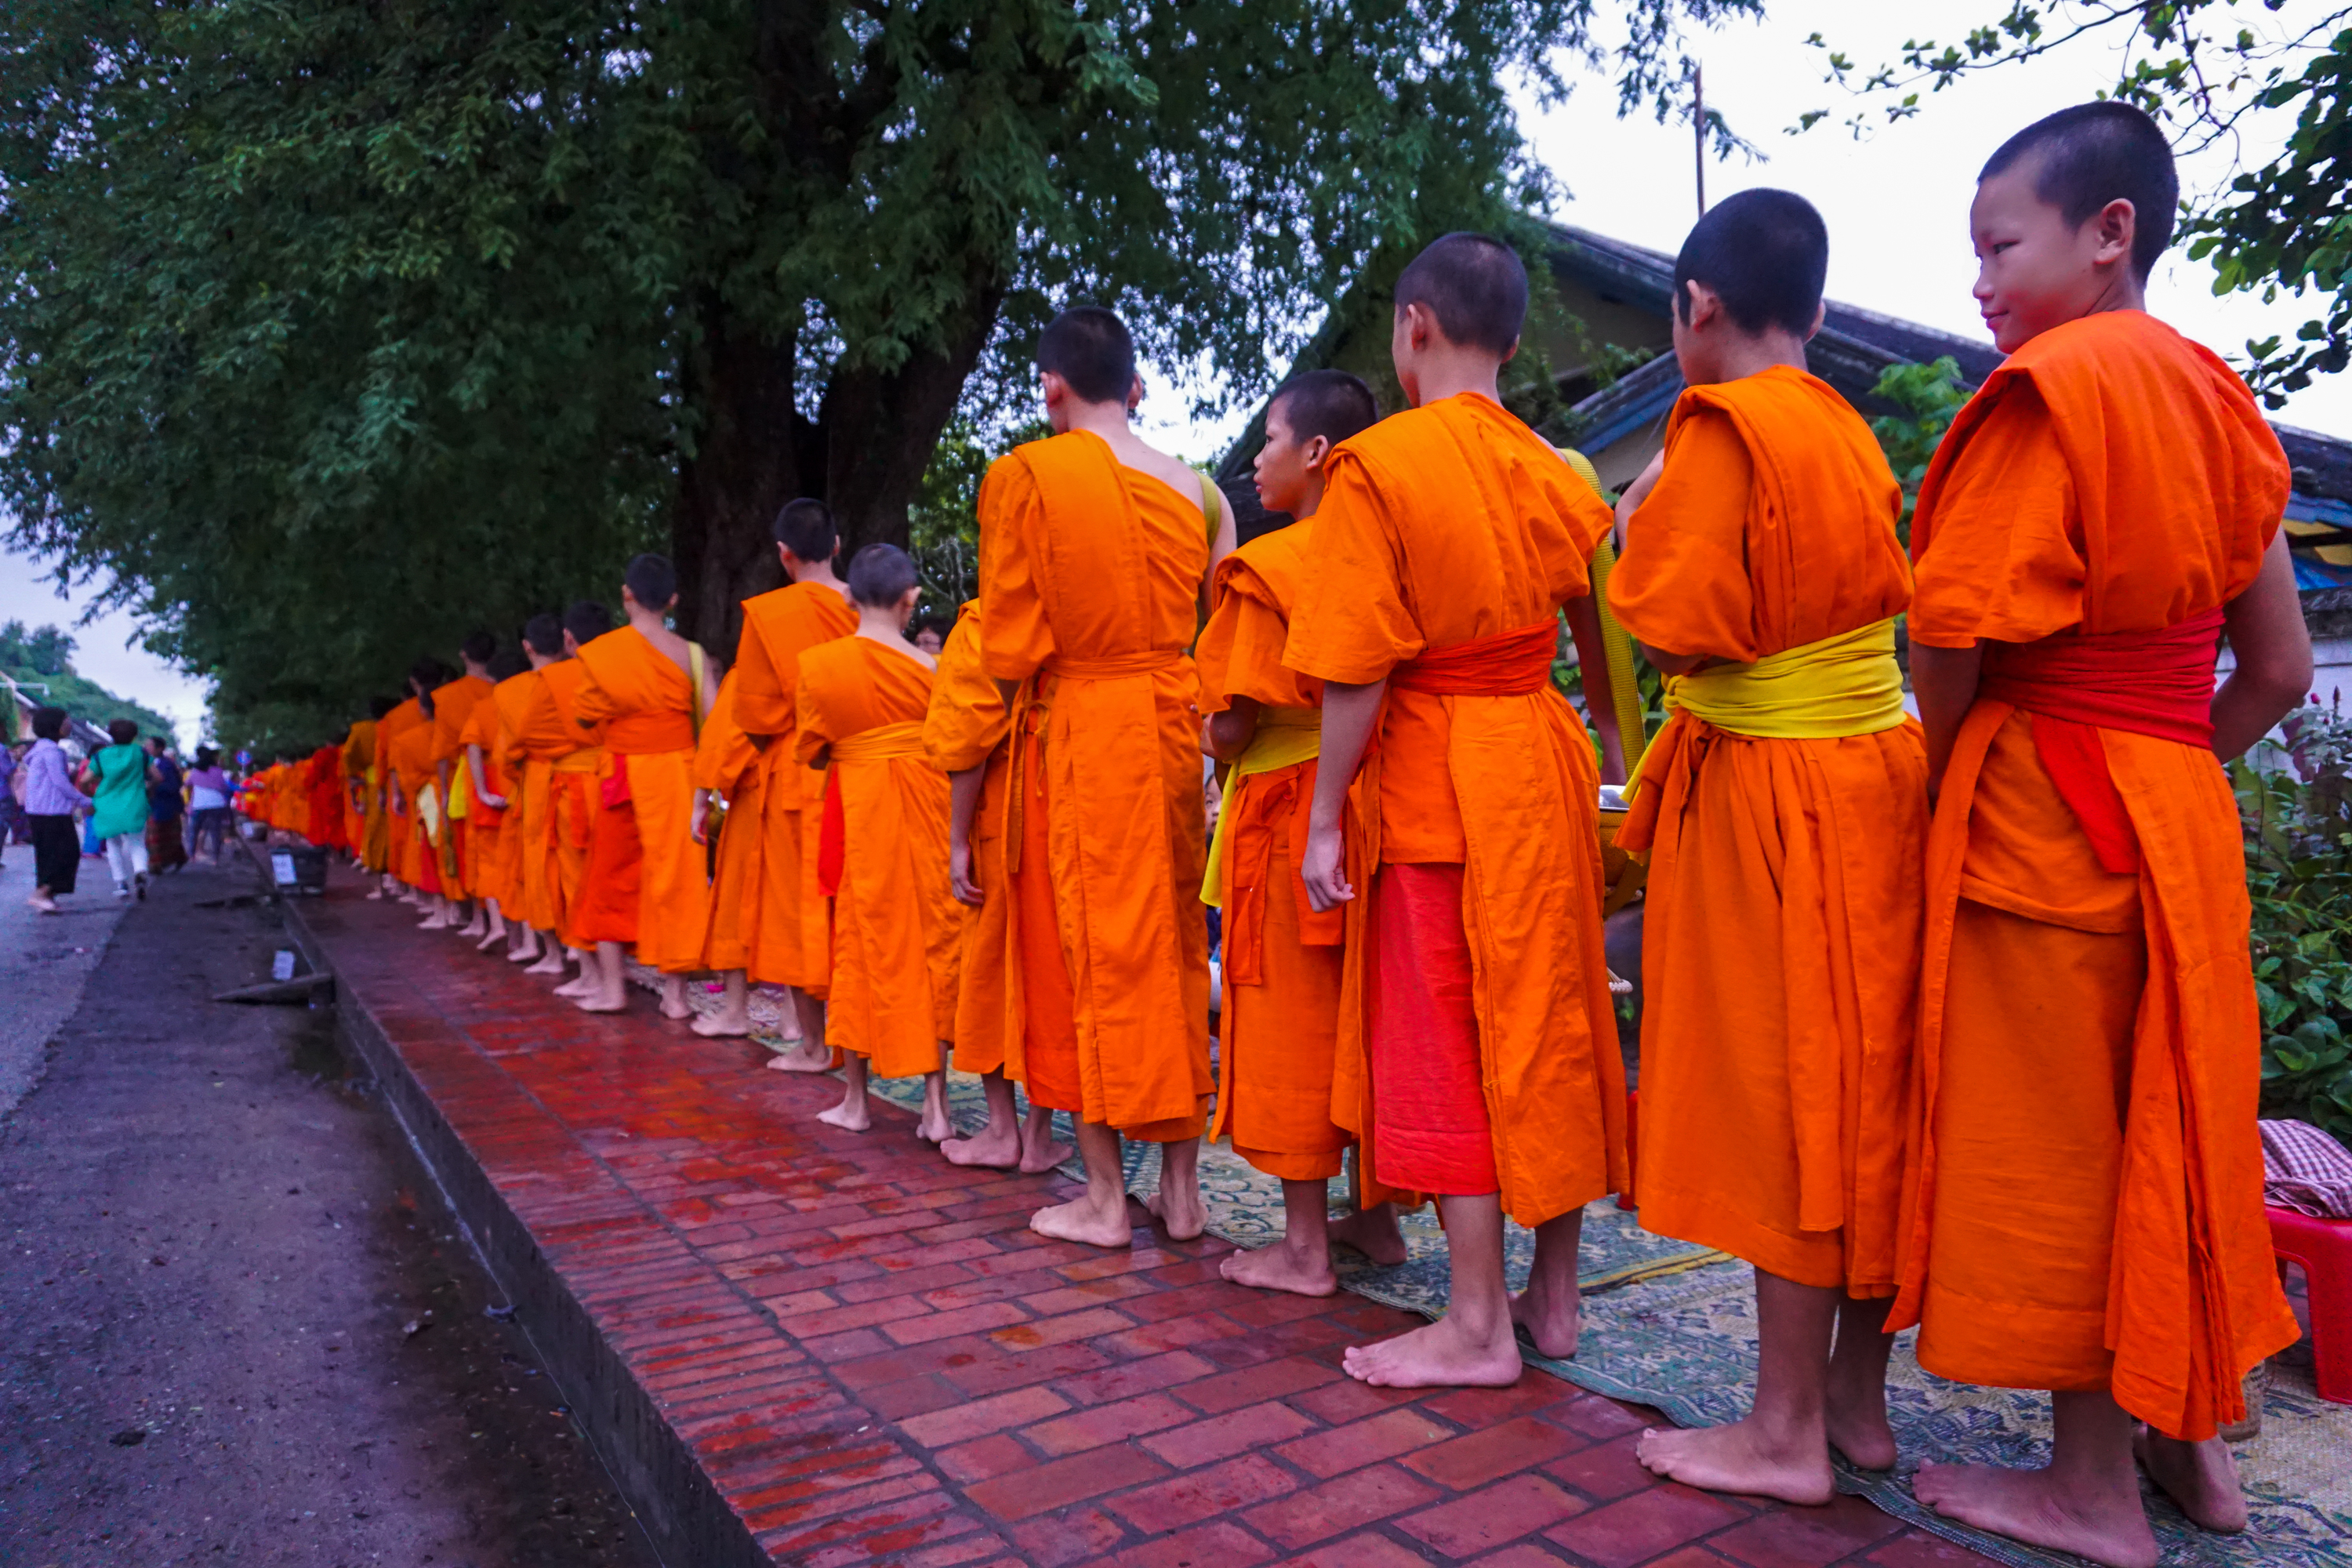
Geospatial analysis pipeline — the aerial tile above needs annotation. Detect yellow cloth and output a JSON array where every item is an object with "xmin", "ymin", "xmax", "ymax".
[
  {"xmin": 1628, "ymin": 618, "xmax": 1904, "ymax": 802},
  {"xmin": 417, "ymin": 781, "xmax": 442, "ymax": 840},
  {"xmin": 1202, "ymin": 705, "xmax": 1320, "ymax": 908},
  {"xmin": 448, "ymin": 766, "xmax": 471, "ymax": 822}
]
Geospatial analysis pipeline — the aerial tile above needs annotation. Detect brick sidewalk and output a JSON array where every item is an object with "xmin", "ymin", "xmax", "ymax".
[{"xmin": 301, "ymin": 876, "xmax": 1997, "ymax": 1568}]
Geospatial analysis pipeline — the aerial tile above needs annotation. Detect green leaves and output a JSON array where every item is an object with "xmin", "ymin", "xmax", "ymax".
[{"xmin": 1867, "ymin": 355, "xmax": 1969, "ymax": 549}]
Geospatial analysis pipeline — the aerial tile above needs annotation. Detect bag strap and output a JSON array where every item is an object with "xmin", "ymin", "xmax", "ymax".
[
  {"xmin": 1198, "ymin": 471, "xmax": 1221, "ymax": 547},
  {"xmin": 687, "ymin": 644, "xmax": 709, "ymax": 741},
  {"xmin": 1554, "ymin": 445, "xmax": 1649, "ymax": 771}
]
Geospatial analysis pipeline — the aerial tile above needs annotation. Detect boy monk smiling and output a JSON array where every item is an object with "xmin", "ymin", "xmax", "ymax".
[
  {"xmin": 1201, "ymin": 369, "xmax": 1406, "ymax": 1296},
  {"xmin": 1897, "ymin": 103, "xmax": 2308, "ymax": 1567},
  {"xmin": 1288, "ymin": 233, "xmax": 1628, "ymax": 1387},
  {"xmin": 1606, "ymin": 190, "xmax": 1922, "ymax": 1503}
]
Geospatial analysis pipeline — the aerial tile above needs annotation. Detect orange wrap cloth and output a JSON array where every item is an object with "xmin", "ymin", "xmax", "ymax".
[
  {"xmin": 500, "ymin": 666, "xmax": 575, "ymax": 935},
  {"xmin": 375, "ymin": 698, "xmax": 426, "ymax": 884},
  {"xmin": 798, "ymin": 638, "xmax": 962, "ymax": 1079},
  {"xmin": 341, "ymin": 720, "xmax": 379, "ymax": 866},
  {"xmin": 734, "ymin": 581, "xmax": 859, "ymax": 994},
  {"xmin": 538, "ymin": 659, "xmax": 603, "ymax": 949},
  {"xmin": 457, "ymin": 679, "xmax": 515, "ymax": 909},
  {"xmin": 979, "ymin": 432, "xmax": 1214, "ymax": 1139},
  {"xmin": 1609, "ymin": 365, "xmax": 1924, "ymax": 1293},
  {"xmin": 1198, "ymin": 522, "xmax": 1350, "ymax": 1184},
  {"xmin": 574, "ymin": 626, "xmax": 711, "ymax": 972},
  {"xmin": 305, "ymin": 746, "xmax": 346, "ymax": 851},
  {"xmin": 1284, "ymin": 392, "xmax": 1628, "ymax": 1227},
  {"xmin": 694, "ymin": 672, "xmax": 762, "ymax": 975},
  {"xmin": 1893, "ymin": 309, "xmax": 2301, "ymax": 1441},
  {"xmin": 387, "ymin": 709, "xmax": 444, "ymax": 895},
  {"xmin": 924, "ymin": 602, "xmax": 1014, "ymax": 1078},
  {"xmin": 429, "ymin": 673, "xmax": 492, "ymax": 895}
]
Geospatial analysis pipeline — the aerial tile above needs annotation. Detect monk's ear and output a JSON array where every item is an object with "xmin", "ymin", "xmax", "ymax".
[
  {"xmin": 1500, "ymin": 335, "xmax": 1519, "ymax": 366},
  {"xmin": 2089, "ymin": 197, "xmax": 2136, "ymax": 270},
  {"xmin": 1040, "ymin": 369, "xmax": 1069, "ymax": 408},
  {"xmin": 1806, "ymin": 300, "xmax": 1826, "ymax": 342},
  {"xmin": 1302, "ymin": 434, "xmax": 1331, "ymax": 471},
  {"xmin": 1127, "ymin": 375, "xmax": 1144, "ymax": 414}
]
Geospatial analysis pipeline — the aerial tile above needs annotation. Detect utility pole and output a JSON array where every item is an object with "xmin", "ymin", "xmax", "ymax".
[{"xmin": 1693, "ymin": 64, "xmax": 1707, "ymax": 217}]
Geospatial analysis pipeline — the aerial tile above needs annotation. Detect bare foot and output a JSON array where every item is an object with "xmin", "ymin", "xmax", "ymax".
[
  {"xmin": 418, "ymin": 912, "xmax": 449, "ymax": 929},
  {"xmin": 1030, "ymin": 1192, "xmax": 1134, "ymax": 1249},
  {"xmin": 766, "ymin": 1039, "xmax": 835, "ymax": 1074},
  {"xmin": 508, "ymin": 942, "xmax": 542, "ymax": 964},
  {"xmin": 365, "ymin": 888, "xmax": 387, "ymax": 902},
  {"xmin": 1018, "ymin": 1119, "xmax": 1073, "ymax": 1174},
  {"xmin": 2134, "ymin": 1428, "xmax": 2249, "ymax": 1534},
  {"xmin": 1636, "ymin": 1421, "xmax": 1835, "ymax": 1506},
  {"xmin": 474, "ymin": 928, "xmax": 504, "ymax": 953},
  {"xmin": 1147, "ymin": 1185, "xmax": 1207, "ymax": 1243},
  {"xmin": 1508, "ymin": 1269, "xmax": 1581, "ymax": 1359},
  {"xmin": 552, "ymin": 974, "xmax": 593, "ymax": 998},
  {"xmin": 659, "ymin": 997, "xmax": 694, "ymax": 1022},
  {"xmin": 524, "ymin": 952, "xmax": 568, "ymax": 976},
  {"xmin": 1913, "ymin": 1463, "xmax": 2157, "ymax": 1568},
  {"xmin": 1825, "ymin": 1367, "xmax": 1899, "ymax": 1471},
  {"xmin": 690, "ymin": 1012, "xmax": 750, "ymax": 1038},
  {"xmin": 817, "ymin": 1098, "xmax": 871, "ymax": 1133},
  {"xmin": 575, "ymin": 989, "xmax": 627, "ymax": 1014},
  {"xmin": 1330, "ymin": 1206, "xmax": 1408, "ymax": 1266},
  {"xmin": 1343, "ymin": 1313, "xmax": 1521, "ymax": 1389},
  {"xmin": 1221, "ymin": 1240, "xmax": 1337, "ymax": 1297},
  {"xmin": 941, "ymin": 1122, "xmax": 1021, "ymax": 1170},
  {"xmin": 915, "ymin": 1104, "xmax": 954, "ymax": 1144}
]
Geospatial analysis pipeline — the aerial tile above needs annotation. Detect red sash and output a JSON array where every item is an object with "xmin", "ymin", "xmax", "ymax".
[{"xmin": 1389, "ymin": 620, "xmax": 1557, "ymax": 696}]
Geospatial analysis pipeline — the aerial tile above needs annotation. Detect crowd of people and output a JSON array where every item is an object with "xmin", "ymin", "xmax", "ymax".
[
  {"xmin": 235, "ymin": 103, "xmax": 2311, "ymax": 1568},
  {"xmin": 8, "ymin": 708, "xmax": 223, "ymax": 913}
]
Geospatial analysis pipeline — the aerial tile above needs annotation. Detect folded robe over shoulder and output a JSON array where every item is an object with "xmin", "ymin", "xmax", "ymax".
[
  {"xmin": 1610, "ymin": 365, "xmax": 1925, "ymax": 1294},
  {"xmin": 923, "ymin": 602, "xmax": 1013, "ymax": 1077},
  {"xmin": 694, "ymin": 671, "xmax": 762, "ymax": 975},
  {"xmin": 797, "ymin": 636, "xmax": 961, "ymax": 1079},
  {"xmin": 573, "ymin": 626, "xmax": 711, "ymax": 972},
  {"xmin": 733, "ymin": 582, "xmax": 858, "ymax": 994},
  {"xmin": 1284, "ymin": 391, "xmax": 1628, "ymax": 1227},
  {"xmin": 979, "ymin": 432, "xmax": 1214, "ymax": 1137},
  {"xmin": 1893, "ymin": 309, "xmax": 2301, "ymax": 1441}
]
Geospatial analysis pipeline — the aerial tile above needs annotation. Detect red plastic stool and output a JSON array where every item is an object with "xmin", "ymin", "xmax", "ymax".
[{"xmin": 2267, "ymin": 1204, "xmax": 2352, "ymax": 1404}]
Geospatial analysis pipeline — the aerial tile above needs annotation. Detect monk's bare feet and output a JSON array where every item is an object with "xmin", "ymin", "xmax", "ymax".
[
  {"xmin": 1330, "ymin": 1205, "xmax": 1408, "ymax": 1266},
  {"xmin": 1221, "ymin": 1239, "xmax": 1337, "ymax": 1297},
  {"xmin": 575, "ymin": 990, "xmax": 628, "ymax": 1014},
  {"xmin": 1030, "ymin": 1191, "xmax": 1134, "ymax": 1249},
  {"xmin": 659, "ymin": 989, "xmax": 694, "ymax": 1022},
  {"xmin": 508, "ymin": 939, "xmax": 542, "ymax": 964},
  {"xmin": 524, "ymin": 949, "xmax": 566, "ymax": 975},
  {"xmin": 552, "ymin": 972, "xmax": 592, "ymax": 998},
  {"xmin": 1018, "ymin": 1117, "xmax": 1072, "ymax": 1174},
  {"xmin": 1508, "ymin": 1269, "xmax": 1580, "ymax": 1360},
  {"xmin": 474, "ymin": 927, "xmax": 505, "ymax": 953},
  {"xmin": 766, "ymin": 1038, "xmax": 834, "ymax": 1073},
  {"xmin": 1914, "ymin": 1463, "xmax": 2157, "ymax": 1568},
  {"xmin": 1146, "ymin": 1185, "xmax": 1206, "ymax": 1243},
  {"xmin": 1825, "ymin": 1363, "xmax": 1898, "ymax": 1471},
  {"xmin": 365, "ymin": 887, "xmax": 387, "ymax": 901},
  {"xmin": 1343, "ymin": 1312, "xmax": 1521, "ymax": 1389},
  {"xmin": 1636, "ymin": 1421, "xmax": 1835, "ymax": 1506},
  {"xmin": 418, "ymin": 910, "xmax": 449, "ymax": 930},
  {"xmin": 817, "ymin": 1094, "xmax": 871, "ymax": 1133},
  {"xmin": 941, "ymin": 1120, "xmax": 1021, "ymax": 1170},
  {"xmin": 2134, "ymin": 1428, "xmax": 2248, "ymax": 1534},
  {"xmin": 690, "ymin": 1011, "xmax": 750, "ymax": 1038}
]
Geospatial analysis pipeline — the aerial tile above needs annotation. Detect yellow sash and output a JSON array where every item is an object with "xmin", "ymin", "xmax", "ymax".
[
  {"xmin": 448, "ymin": 764, "xmax": 471, "ymax": 822},
  {"xmin": 1628, "ymin": 619, "xmax": 1906, "ymax": 795},
  {"xmin": 1201, "ymin": 706, "xmax": 1319, "ymax": 908}
]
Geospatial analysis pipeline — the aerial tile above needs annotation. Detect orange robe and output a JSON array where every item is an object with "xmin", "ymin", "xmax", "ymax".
[
  {"xmin": 375, "ymin": 698, "xmax": 427, "ymax": 884},
  {"xmin": 538, "ymin": 660, "xmax": 604, "ymax": 948},
  {"xmin": 733, "ymin": 582, "xmax": 858, "ymax": 993},
  {"xmin": 978, "ymin": 433, "xmax": 1214, "ymax": 1137},
  {"xmin": 797, "ymin": 637, "xmax": 961, "ymax": 1079},
  {"xmin": 694, "ymin": 673, "xmax": 761, "ymax": 975},
  {"xmin": 572, "ymin": 627, "xmax": 711, "ymax": 971},
  {"xmin": 460, "ymin": 677, "xmax": 521, "ymax": 909},
  {"xmin": 1197, "ymin": 522, "xmax": 1349, "ymax": 1182},
  {"xmin": 923, "ymin": 603, "xmax": 1014, "ymax": 1077},
  {"xmin": 1891, "ymin": 310, "xmax": 2301, "ymax": 1440},
  {"xmin": 305, "ymin": 746, "xmax": 345, "ymax": 850},
  {"xmin": 502, "ymin": 666, "xmax": 579, "ymax": 935},
  {"xmin": 1610, "ymin": 366, "xmax": 1924, "ymax": 1292},
  {"xmin": 429, "ymin": 675, "xmax": 492, "ymax": 893},
  {"xmin": 1284, "ymin": 392, "xmax": 1628, "ymax": 1225},
  {"xmin": 387, "ymin": 716, "xmax": 442, "ymax": 895},
  {"xmin": 341, "ymin": 720, "xmax": 378, "ymax": 862}
]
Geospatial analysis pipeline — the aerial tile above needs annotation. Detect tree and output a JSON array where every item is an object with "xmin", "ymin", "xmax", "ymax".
[{"xmin": 1, "ymin": 0, "xmax": 1756, "ymax": 742}]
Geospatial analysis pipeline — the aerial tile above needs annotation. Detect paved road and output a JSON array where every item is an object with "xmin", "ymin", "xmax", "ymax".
[
  {"xmin": 0, "ymin": 851, "xmax": 128, "ymax": 1119},
  {"xmin": 0, "ymin": 853, "xmax": 659, "ymax": 1568}
]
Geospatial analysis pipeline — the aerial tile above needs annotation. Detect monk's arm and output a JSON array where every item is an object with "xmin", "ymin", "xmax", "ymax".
[
  {"xmin": 1911, "ymin": 641, "xmax": 1984, "ymax": 798},
  {"xmin": 1203, "ymin": 491, "xmax": 1239, "ymax": 612},
  {"xmin": 1300, "ymin": 678, "xmax": 1383, "ymax": 912},
  {"xmin": 1203, "ymin": 696, "xmax": 1261, "ymax": 763},
  {"xmin": 2213, "ymin": 529, "xmax": 2314, "ymax": 761},
  {"xmin": 948, "ymin": 765, "xmax": 985, "ymax": 908},
  {"xmin": 690, "ymin": 788, "xmax": 713, "ymax": 845},
  {"xmin": 1612, "ymin": 451, "xmax": 1665, "ymax": 549},
  {"xmin": 467, "ymin": 742, "xmax": 505, "ymax": 810},
  {"xmin": 1563, "ymin": 598, "xmax": 1628, "ymax": 785},
  {"xmin": 437, "ymin": 757, "xmax": 454, "ymax": 807}
]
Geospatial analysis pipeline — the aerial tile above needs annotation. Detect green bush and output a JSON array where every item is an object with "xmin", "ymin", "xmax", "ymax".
[{"xmin": 2234, "ymin": 702, "xmax": 2352, "ymax": 1142}]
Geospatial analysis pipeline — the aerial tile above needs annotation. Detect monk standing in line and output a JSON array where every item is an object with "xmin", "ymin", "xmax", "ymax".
[
  {"xmin": 460, "ymin": 641, "xmax": 529, "ymax": 955},
  {"xmin": 570, "ymin": 557, "xmax": 716, "ymax": 1018},
  {"xmin": 346, "ymin": 698, "xmax": 392, "ymax": 873},
  {"xmin": 387, "ymin": 668, "xmax": 448, "ymax": 915},
  {"xmin": 732, "ymin": 500, "xmax": 858, "ymax": 1070},
  {"xmin": 371, "ymin": 669, "xmax": 431, "ymax": 902},
  {"xmin": 689, "ymin": 662, "xmax": 760, "ymax": 1037},
  {"xmin": 502, "ymin": 613, "xmax": 574, "ymax": 971},
  {"xmin": 1201, "ymin": 369, "xmax": 1407, "ymax": 1295},
  {"xmin": 1891, "ymin": 104, "xmax": 2307, "ymax": 1568},
  {"xmin": 426, "ymin": 632, "xmax": 497, "ymax": 935},
  {"xmin": 930, "ymin": 601, "xmax": 1069, "ymax": 1174},
  {"xmin": 795, "ymin": 544, "xmax": 962, "ymax": 1136},
  {"xmin": 1596, "ymin": 191, "xmax": 1922, "ymax": 1501},
  {"xmin": 1288, "ymin": 234, "xmax": 1628, "ymax": 1387},
  {"xmin": 980, "ymin": 305, "xmax": 1235, "ymax": 1247},
  {"xmin": 546, "ymin": 601, "xmax": 615, "ymax": 998}
]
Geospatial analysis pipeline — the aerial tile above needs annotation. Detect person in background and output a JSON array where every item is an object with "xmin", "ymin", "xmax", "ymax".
[
  {"xmin": 145, "ymin": 735, "xmax": 189, "ymax": 874},
  {"xmin": 0, "ymin": 739, "xmax": 25, "ymax": 866},
  {"xmin": 23, "ymin": 706, "xmax": 92, "ymax": 913},
  {"xmin": 911, "ymin": 615, "xmax": 950, "ymax": 658},
  {"xmin": 186, "ymin": 747, "xmax": 234, "ymax": 861},
  {"xmin": 85, "ymin": 718, "xmax": 153, "ymax": 900}
]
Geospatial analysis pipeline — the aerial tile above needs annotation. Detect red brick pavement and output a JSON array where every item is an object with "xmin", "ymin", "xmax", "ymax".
[{"xmin": 303, "ymin": 882, "xmax": 1998, "ymax": 1568}]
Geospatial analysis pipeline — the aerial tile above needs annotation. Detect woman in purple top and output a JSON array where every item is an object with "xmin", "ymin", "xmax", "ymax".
[{"xmin": 21, "ymin": 706, "xmax": 94, "ymax": 913}]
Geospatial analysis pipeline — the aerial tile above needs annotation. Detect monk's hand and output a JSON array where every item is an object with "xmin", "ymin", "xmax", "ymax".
[
  {"xmin": 1615, "ymin": 450, "xmax": 1665, "ymax": 525},
  {"xmin": 689, "ymin": 796, "xmax": 710, "ymax": 845},
  {"xmin": 1300, "ymin": 819, "xmax": 1353, "ymax": 913},
  {"xmin": 949, "ymin": 836, "xmax": 982, "ymax": 908}
]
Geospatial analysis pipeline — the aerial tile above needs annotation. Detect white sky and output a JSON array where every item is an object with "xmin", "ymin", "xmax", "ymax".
[{"xmin": 10, "ymin": 0, "xmax": 2346, "ymax": 742}]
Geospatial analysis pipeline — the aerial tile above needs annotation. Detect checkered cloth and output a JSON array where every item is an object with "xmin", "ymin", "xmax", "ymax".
[{"xmin": 2260, "ymin": 1119, "xmax": 2352, "ymax": 1219}]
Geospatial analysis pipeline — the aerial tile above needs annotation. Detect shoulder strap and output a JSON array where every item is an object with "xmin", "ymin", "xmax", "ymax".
[
  {"xmin": 687, "ymin": 644, "xmax": 709, "ymax": 740},
  {"xmin": 1553, "ymin": 445, "xmax": 1649, "ymax": 771},
  {"xmin": 1198, "ymin": 470, "xmax": 1221, "ymax": 547}
]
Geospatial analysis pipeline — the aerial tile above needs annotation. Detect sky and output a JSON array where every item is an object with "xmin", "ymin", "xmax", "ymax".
[{"xmin": 7, "ymin": 0, "xmax": 2343, "ymax": 746}]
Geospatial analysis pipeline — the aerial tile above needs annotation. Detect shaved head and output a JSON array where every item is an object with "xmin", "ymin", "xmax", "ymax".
[
  {"xmin": 1038, "ymin": 306, "xmax": 1137, "ymax": 404},
  {"xmin": 1393, "ymin": 233, "xmax": 1529, "ymax": 355},
  {"xmin": 1673, "ymin": 189, "xmax": 1828, "ymax": 336},
  {"xmin": 1269, "ymin": 369, "xmax": 1380, "ymax": 448},
  {"xmin": 1982, "ymin": 101, "xmax": 2177, "ymax": 281}
]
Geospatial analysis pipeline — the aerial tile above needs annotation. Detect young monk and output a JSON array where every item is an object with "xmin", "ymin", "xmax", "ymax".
[
  {"xmin": 546, "ymin": 601, "xmax": 614, "ymax": 996},
  {"xmin": 426, "ymin": 632, "xmax": 497, "ymax": 934},
  {"xmin": 688, "ymin": 662, "xmax": 762, "ymax": 1038},
  {"xmin": 795, "ymin": 544, "xmax": 963, "ymax": 1136},
  {"xmin": 978, "ymin": 305, "xmax": 1236, "ymax": 1247},
  {"xmin": 460, "ymin": 642, "xmax": 530, "ymax": 955},
  {"xmin": 733, "ymin": 499, "xmax": 859, "ymax": 1070},
  {"xmin": 1288, "ymin": 233, "xmax": 1629, "ymax": 1387},
  {"xmin": 1200, "ymin": 369, "xmax": 1407, "ymax": 1296},
  {"xmin": 501, "ymin": 613, "xmax": 575, "ymax": 971},
  {"xmin": 347, "ymin": 698, "xmax": 394, "ymax": 874},
  {"xmin": 928, "ymin": 601, "xmax": 1069, "ymax": 1174},
  {"xmin": 1890, "ymin": 103, "xmax": 2308, "ymax": 1568},
  {"xmin": 370, "ymin": 670, "xmax": 432, "ymax": 901},
  {"xmin": 1594, "ymin": 191, "xmax": 1923, "ymax": 1501},
  {"xmin": 570, "ymin": 556, "xmax": 717, "ymax": 1018},
  {"xmin": 387, "ymin": 669, "xmax": 448, "ymax": 913}
]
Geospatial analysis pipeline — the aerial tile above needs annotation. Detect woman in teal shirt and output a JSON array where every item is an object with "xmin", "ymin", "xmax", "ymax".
[{"xmin": 87, "ymin": 718, "xmax": 154, "ymax": 899}]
